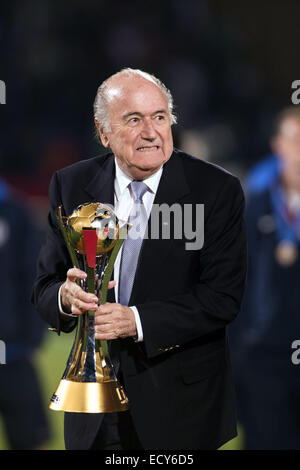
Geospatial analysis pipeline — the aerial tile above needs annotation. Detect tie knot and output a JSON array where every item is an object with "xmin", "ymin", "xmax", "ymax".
[{"xmin": 130, "ymin": 181, "xmax": 148, "ymax": 202}]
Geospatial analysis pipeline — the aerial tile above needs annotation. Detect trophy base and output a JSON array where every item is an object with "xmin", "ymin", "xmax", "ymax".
[{"xmin": 49, "ymin": 379, "xmax": 129, "ymax": 413}]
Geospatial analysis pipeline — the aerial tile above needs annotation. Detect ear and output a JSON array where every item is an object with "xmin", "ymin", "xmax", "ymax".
[{"xmin": 94, "ymin": 118, "xmax": 110, "ymax": 148}]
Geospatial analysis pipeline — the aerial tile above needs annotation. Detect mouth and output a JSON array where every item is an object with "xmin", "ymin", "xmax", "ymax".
[{"xmin": 136, "ymin": 145, "xmax": 160, "ymax": 152}]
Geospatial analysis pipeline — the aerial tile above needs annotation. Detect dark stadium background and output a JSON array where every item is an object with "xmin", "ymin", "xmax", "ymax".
[{"xmin": 0, "ymin": 0, "xmax": 299, "ymax": 449}]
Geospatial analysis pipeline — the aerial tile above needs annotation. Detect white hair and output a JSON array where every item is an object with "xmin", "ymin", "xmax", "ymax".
[{"xmin": 93, "ymin": 68, "xmax": 177, "ymax": 133}]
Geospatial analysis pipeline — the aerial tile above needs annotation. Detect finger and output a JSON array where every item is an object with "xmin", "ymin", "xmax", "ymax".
[
  {"xmin": 94, "ymin": 312, "xmax": 114, "ymax": 325},
  {"xmin": 95, "ymin": 321, "xmax": 132, "ymax": 339},
  {"xmin": 94, "ymin": 324, "xmax": 119, "ymax": 340},
  {"xmin": 108, "ymin": 280, "xmax": 116, "ymax": 289},
  {"xmin": 71, "ymin": 297, "xmax": 98, "ymax": 313},
  {"xmin": 95, "ymin": 279, "xmax": 116, "ymax": 290},
  {"xmin": 66, "ymin": 284, "xmax": 98, "ymax": 310},
  {"xmin": 95, "ymin": 323, "xmax": 115, "ymax": 334},
  {"xmin": 74, "ymin": 286, "xmax": 98, "ymax": 305},
  {"xmin": 96, "ymin": 302, "xmax": 115, "ymax": 314},
  {"xmin": 67, "ymin": 267, "xmax": 87, "ymax": 282},
  {"xmin": 70, "ymin": 304, "xmax": 83, "ymax": 315},
  {"xmin": 95, "ymin": 331, "xmax": 117, "ymax": 340}
]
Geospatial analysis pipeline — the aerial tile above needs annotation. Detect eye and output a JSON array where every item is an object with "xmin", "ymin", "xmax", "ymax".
[
  {"xmin": 128, "ymin": 117, "xmax": 140, "ymax": 125},
  {"xmin": 155, "ymin": 114, "xmax": 166, "ymax": 122}
]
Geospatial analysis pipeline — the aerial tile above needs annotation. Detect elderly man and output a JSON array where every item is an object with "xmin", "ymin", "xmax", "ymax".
[{"xmin": 33, "ymin": 68, "xmax": 247, "ymax": 450}]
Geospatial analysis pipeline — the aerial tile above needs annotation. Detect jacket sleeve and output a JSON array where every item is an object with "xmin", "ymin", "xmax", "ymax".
[
  {"xmin": 137, "ymin": 176, "xmax": 247, "ymax": 359},
  {"xmin": 32, "ymin": 171, "xmax": 77, "ymax": 334}
]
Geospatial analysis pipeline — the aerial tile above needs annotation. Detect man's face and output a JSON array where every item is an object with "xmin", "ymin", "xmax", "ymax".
[
  {"xmin": 273, "ymin": 118, "xmax": 300, "ymax": 176},
  {"xmin": 96, "ymin": 76, "xmax": 174, "ymax": 180}
]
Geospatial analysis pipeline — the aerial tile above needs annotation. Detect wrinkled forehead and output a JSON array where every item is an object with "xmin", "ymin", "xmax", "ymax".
[{"xmin": 105, "ymin": 75, "xmax": 167, "ymax": 110}]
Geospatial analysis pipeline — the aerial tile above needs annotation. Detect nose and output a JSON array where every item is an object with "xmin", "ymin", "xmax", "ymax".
[{"xmin": 141, "ymin": 118, "xmax": 157, "ymax": 140}]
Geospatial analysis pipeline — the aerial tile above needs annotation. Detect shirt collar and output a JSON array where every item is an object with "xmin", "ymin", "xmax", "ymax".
[
  {"xmin": 114, "ymin": 157, "xmax": 163, "ymax": 199},
  {"xmin": 114, "ymin": 159, "xmax": 132, "ymax": 199}
]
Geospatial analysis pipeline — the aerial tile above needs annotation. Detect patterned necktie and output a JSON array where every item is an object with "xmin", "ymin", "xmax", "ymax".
[{"xmin": 119, "ymin": 181, "xmax": 149, "ymax": 306}]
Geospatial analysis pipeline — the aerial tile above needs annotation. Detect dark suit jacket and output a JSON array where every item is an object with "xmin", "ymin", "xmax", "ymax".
[{"xmin": 32, "ymin": 149, "xmax": 247, "ymax": 450}]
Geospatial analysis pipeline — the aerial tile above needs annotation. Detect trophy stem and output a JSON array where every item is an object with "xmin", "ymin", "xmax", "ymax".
[
  {"xmin": 98, "ymin": 229, "xmax": 128, "ymax": 357},
  {"xmin": 50, "ymin": 207, "xmax": 130, "ymax": 413},
  {"xmin": 99, "ymin": 225, "xmax": 128, "ymax": 304}
]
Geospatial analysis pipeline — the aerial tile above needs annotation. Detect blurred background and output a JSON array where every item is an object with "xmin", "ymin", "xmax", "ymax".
[{"xmin": 1, "ymin": 0, "xmax": 300, "ymax": 450}]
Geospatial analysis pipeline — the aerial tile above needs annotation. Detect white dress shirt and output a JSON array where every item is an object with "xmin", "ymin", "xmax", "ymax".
[
  {"xmin": 59, "ymin": 157, "xmax": 163, "ymax": 343},
  {"xmin": 113, "ymin": 159, "xmax": 163, "ymax": 341}
]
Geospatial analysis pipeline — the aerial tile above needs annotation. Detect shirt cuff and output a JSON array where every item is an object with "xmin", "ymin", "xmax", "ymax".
[
  {"xmin": 58, "ymin": 284, "xmax": 78, "ymax": 319},
  {"xmin": 129, "ymin": 306, "xmax": 143, "ymax": 342}
]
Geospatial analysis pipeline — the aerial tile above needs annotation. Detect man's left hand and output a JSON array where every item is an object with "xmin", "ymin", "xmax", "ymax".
[{"xmin": 94, "ymin": 302, "xmax": 137, "ymax": 340}]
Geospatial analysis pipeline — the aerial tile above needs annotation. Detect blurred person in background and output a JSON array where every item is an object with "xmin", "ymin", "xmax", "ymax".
[
  {"xmin": 229, "ymin": 106, "xmax": 300, "ymax": 449},
  {"xmin": 0, "ymin": 178, "xmax": 50, "ymax": 449},
  {"xmin": 246, "ymin": 154, "xmax": 279, "ymax": 196}
]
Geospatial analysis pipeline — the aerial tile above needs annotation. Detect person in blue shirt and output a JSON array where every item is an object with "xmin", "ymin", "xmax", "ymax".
[
  {"xmin": 230, "ymin": 106, "xmax": 300, "ymax": 449},
  {"xmin": 246, "ymin": 154, "xmax": 280, "ymax": 195}
]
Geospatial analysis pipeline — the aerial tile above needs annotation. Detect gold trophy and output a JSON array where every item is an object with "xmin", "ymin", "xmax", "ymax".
[{"xmin": 49, "ymin": 202, "xmax": 129, "ymax": 413}]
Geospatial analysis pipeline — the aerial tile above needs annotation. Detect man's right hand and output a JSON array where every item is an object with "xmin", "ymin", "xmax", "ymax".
[{"xmin": 60, "ymin": 267, "xmax": 116, "ymax": 315}]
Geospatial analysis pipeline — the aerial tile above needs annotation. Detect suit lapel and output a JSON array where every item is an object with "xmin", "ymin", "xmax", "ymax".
[
  {"xmin": 78, "ymin": 151, "xmax": 191, "ymax": 306},
  {"xmin": 84, "ymin": 154, "xmax": 115, "ymax": 206},
  {"xmin": 152, "ymin": 151, "xmax": 190, "ymax": 207},
  {"xmin": 129, "ymin": 151, "xmax": 191, "ymax": 304}
]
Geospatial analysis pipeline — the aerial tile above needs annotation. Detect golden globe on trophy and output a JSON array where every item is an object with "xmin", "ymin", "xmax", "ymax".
[{"xmin": 49, "ymin": 202, "xmax": 129, "ymax": 413}]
